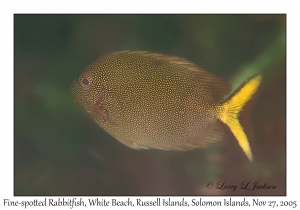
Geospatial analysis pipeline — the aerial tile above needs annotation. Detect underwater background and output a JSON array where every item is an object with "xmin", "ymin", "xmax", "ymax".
[{"xmin": 14, "ymin": 14, "xmax": 286, "ymax": 195}]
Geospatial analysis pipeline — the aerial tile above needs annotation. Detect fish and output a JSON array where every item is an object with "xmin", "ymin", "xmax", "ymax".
[{"xmin": 71, "ymin": 50, "xmax": 262, "ymax": 161}]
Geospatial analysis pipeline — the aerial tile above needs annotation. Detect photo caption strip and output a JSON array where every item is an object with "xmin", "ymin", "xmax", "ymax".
[{"xmin": 2, "ymin": 197, "xmax": 297, "ymax": 209}]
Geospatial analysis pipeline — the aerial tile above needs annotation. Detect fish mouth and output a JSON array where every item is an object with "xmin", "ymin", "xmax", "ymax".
[
  {"xmin": 70, "ymin": 81, "xmax": 80, "ymax": 103},
  {"xmin": 71, "ymin": 80, "xmax": 96, "ymax": 113},
  {"xmin": 70, "ymin": 81, "xmax": 76, "ymax": 102}
]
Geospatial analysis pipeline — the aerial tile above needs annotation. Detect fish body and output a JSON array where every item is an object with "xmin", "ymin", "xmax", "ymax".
[{"xmin": 71, "ymin": 51, "xmax": 261, "ymax": 161}]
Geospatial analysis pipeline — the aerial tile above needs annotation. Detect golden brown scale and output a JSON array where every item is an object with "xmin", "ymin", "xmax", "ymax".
[{"xmin": 71, "ymin": 51, "xmax": 262, "ymax": 161}]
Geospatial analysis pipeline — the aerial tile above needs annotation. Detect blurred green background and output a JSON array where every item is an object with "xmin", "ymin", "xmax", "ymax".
[{"xmin": 14, "ymin": 14, "xmax": 286, "ymax": 195}]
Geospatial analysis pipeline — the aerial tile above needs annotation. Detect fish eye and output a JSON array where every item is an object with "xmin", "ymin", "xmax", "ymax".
[
  {"xmin": 82, "ymin": 78, "xmax": 89, "ymax": 85},
  {"xmin": 79, "ymin": 75, "xmax": 92, "ymax": 89}
]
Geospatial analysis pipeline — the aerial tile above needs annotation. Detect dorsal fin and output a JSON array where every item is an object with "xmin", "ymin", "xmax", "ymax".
[
  {"xmin": 114, "ymin": 50, "xmax": 202, "ymax": 71},
  {"xmin": 110, "ymin": 50, "xmax": 232, "ymax": 101}
]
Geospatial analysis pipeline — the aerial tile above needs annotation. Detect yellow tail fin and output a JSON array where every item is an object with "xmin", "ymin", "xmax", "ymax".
[{"xmin": 218, "ymin": 75, "xmax": 262, "ymax": 162}]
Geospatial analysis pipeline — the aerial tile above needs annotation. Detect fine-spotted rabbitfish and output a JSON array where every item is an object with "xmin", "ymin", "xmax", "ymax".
[{"xmin": 71, "ymin": 51, "xmax": 262, "ymax": 161}]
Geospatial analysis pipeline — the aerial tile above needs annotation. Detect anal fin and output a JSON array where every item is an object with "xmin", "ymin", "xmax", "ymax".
[
  {"xmin": 181, "ymin": 119, "xmax": 225, "ymax": 150},
  {"xmin": 122, "ymin": 141, "xmax": 150, "ymax": 150}
]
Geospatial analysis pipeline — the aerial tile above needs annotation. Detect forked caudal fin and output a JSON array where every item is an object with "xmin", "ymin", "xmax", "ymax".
[{"xmin": 218, "ymin": 75, "xmax": 262, "ymax": 162}]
